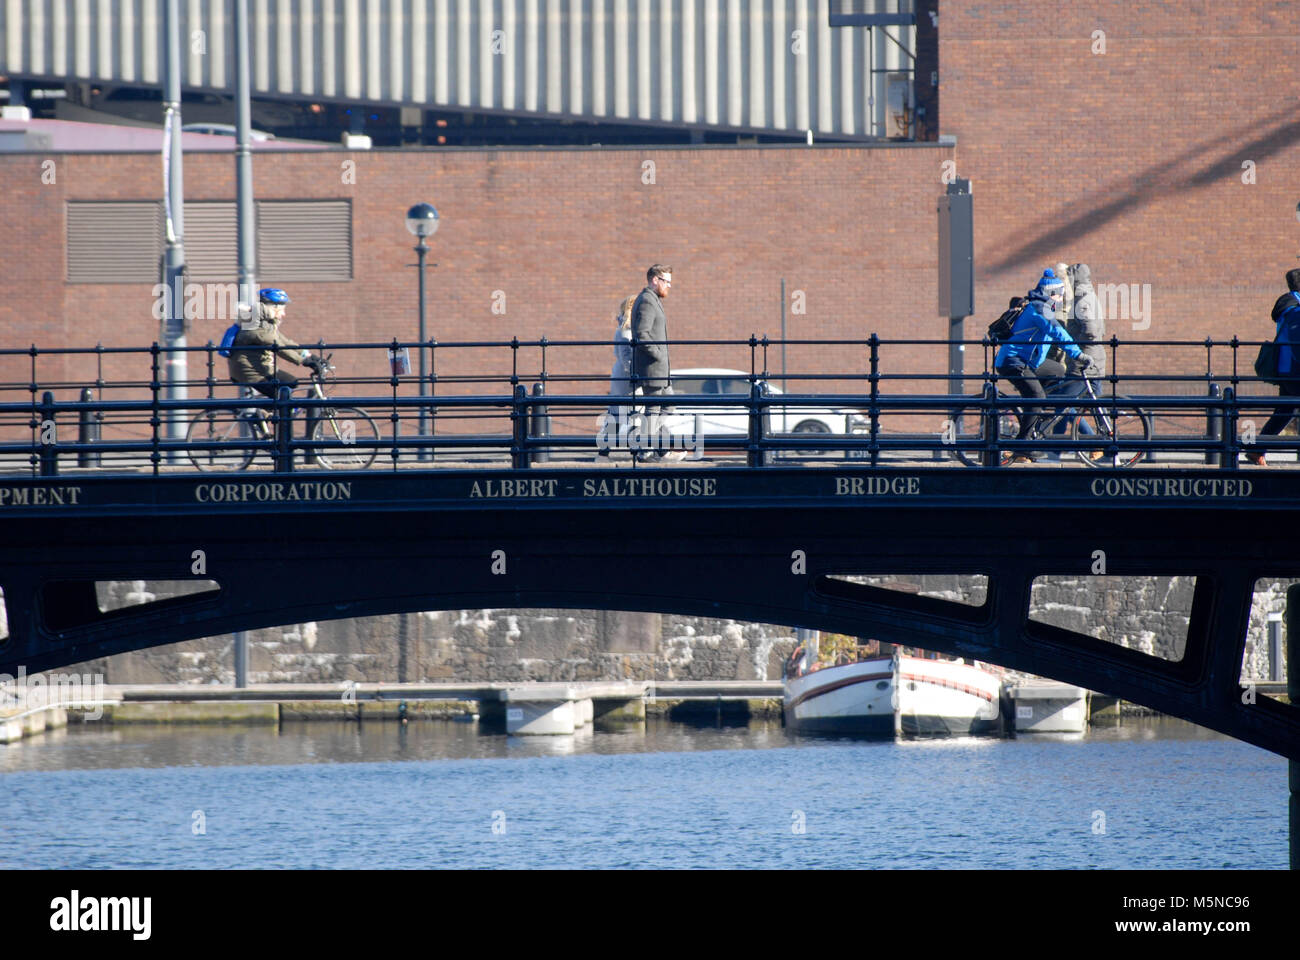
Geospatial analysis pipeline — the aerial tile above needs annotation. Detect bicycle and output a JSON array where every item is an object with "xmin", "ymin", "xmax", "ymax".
[
  {"xmin": 951, "ymin": 372, "xmax": 1152, "ymax": 468},
  {"xmin": 187, "ymin": 355, "xmax": 379, "ymax": 472}
]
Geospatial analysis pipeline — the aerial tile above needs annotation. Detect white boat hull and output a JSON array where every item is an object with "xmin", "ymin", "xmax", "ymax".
[{"xmin": 784, "ymin": 654, "xmax": 1004, "ymax": 737}]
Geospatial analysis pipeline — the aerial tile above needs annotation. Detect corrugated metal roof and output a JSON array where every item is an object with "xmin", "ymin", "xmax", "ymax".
[{"xmin": 1, "ymin": 0, "xmax": 915, "ymax": 140}]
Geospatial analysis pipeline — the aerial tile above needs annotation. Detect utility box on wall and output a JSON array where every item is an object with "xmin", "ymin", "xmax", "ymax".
[{"xmin": 938, "ymin": 179, "xmax": 974, "ymax": 319}]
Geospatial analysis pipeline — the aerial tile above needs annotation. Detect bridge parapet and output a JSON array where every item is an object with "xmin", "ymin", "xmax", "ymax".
[{"xmin": 0, "ymin": 336, "xmax": 1293, "ymax": 473}]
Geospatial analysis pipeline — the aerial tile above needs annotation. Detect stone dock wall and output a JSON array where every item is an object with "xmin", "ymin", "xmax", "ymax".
[{"xmin": 48, "ymin": 575, "xmax": 1291, "ymax": 686}]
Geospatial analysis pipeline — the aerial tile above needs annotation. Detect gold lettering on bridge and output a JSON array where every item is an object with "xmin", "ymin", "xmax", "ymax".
[
  {"xmin": 194, "ymin": 481, "xmax": 353, "ymax": 503},
  {"xmin": 0, "ymin": 486, "xmax": 83, "ymax": 507},
  {"xmin": 470, "ymin": 479, "xmax": 561, "ymax": 498},
  {"xmin": 834, "ymin": 477, "xmax": 922, "ymax": 496},
  {"xmin": 582, "ymin": 477, "xmax": 717, "ymax": 498},
  {"xmin": 1089, "ymin": 478, "xmax": 1254, "ymax": 499}
]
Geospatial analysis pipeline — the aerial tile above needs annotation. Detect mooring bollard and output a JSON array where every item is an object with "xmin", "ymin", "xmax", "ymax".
[
  {"xmin": 39, "ymin": 391, "xmax": 57, "ymax": 477},
  {"xmin": 1205, "ymin": 382, "xmax": 1221, "ymax": 466},
  {"xmin": 747, "ymin": 381, "xmax": 768, "ymax": 467},
  {"xmin": 78, "ymin": 387, "xmax": 101, "ymax": 468},
  {"xmin": 531, "ymin": 382, "xmax": 550, "ymax": 464},
  {"xmin": 511, "ymin": 383, "xmax": 529, "ymax": 469},
  {"xmin": 1220, "ymin": 386, "xmax": 1238, "ymax": 470}
]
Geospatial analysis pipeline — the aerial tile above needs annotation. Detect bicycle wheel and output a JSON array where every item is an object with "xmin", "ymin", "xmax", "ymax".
[
  {"xmin": 951, "ymin": 410, "xmax": 1017, "ymax": 466},
  {"xmin": 311, "ymin": 407, "xmax": 378, "ymax": 469},
  {"xmin": 1073, "ymin": 398, "xmax": 1151, "ymax": 468},
  {"xmin": 187, "ymin": 410, "xmax": 257, "ymax": 472}
]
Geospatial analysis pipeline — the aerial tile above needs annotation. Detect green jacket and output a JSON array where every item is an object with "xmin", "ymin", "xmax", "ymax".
[{"xmin": 227, "ymin": 307, "xmax": 309, "ymax": 383}]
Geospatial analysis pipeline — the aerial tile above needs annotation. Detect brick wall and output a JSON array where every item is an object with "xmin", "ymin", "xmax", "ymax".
[
  {"xmin": 941, "ymin": 0, "xmax": 1300, "ymax": 385},
  {"xmin": 0, "ymin": 144, "xmax": 955, "ymax": 413}
]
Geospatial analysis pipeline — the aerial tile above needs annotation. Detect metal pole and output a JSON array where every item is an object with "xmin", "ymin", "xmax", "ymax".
[
  {"xmin": 234, "ymin": 631, "xmax": 248, "ymax": 688},
  {"xmin": 950, "ymin": 317, "xmax": 964, "ymax": 398},
  {"xmin": 1286, "ymin": 585, "xmax": 1299, "ymax": 870},
  {"xmin": 416, "ymin": 236, "xmax": 429, "ymax": 460},
  {"xmin": 797, "ymin": 627, "xmax": 819, "ymax": 672},
  {"xmin": 162, "ymin": 0, "xmax": 187, "ymax": 460},
  {"xmin": 234, "ymin": 0, "xmax": 257, "ymax": 307},
  {"xmin": 1268, "ymin": 613, "xmax": 1284, "ymax": 682},
  {"xmin": 780, "ymin": 277, "xmax": 787, "ymax": 391}
]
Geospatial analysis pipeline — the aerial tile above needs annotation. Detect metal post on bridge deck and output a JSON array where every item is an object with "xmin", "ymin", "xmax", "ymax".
[
  {"xmin": 981, "ymin": 383, "xmax": 1000, "ymax": 467},
  {"xmin": 275, "ymin": 385, "xmax": 294, "ymax": 473},
  {"xmin": 1288, "ymin": 585, "xmax": 1299, "ymax": 870}
]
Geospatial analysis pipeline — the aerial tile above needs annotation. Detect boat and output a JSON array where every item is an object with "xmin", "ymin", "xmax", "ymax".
[{"xmin": 783, "ymin": 646, "xmax": 1005, "ymax": 737}]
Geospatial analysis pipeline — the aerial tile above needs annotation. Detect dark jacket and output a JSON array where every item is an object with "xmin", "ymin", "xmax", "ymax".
[
  {"xmin": 227, "ymin": 304, "xmax": 309, "ymax": 383},
  {"xmin": 630, "ymin": 285, "xmax": 671, "ymax": 390},
  {"xmin": 1272, "ymin": 291, "xmax": 1300, "ymax": 375},
  {"xmin": 1067, "ymin": 264, "xmax": 1106, "ymax": 375}
]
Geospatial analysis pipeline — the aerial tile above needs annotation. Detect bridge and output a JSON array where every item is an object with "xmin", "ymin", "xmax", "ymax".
[{"xmin": 0, "ymin": 336, "xmax": 1297, "ymax": 761}]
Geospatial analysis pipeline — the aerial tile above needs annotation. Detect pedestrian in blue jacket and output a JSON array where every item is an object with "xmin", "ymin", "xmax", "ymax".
[
  {"xmin": 1248, "ymin": 268, "xmax": 1300, "ymax": 466},
  {"xmin": 995, "ymin": 269, "xmax": 1091, "ymax": 461}
]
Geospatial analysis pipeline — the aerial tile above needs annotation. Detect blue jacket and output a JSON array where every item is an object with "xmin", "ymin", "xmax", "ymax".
[
  {"xmin": 1273, "ymin": 291, "xmax": 1300, "ymax": 375},
  {"xmin": 994, "ymin": 293, "xmax": 1084, "ymax": 371}
]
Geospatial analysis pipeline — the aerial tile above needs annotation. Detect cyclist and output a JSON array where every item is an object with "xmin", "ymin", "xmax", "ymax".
[
  {"xmin": 995, "ymin": 269, "xmax": 1092, "ymax": 462},
  {"xmin": 227, "ymin": 288, "xmax": 324, "ymax": 400}
]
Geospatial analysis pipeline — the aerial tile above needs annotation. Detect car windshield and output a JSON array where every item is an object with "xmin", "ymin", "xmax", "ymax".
[
  {"xmin": 713, "ymin": 377, "xmax": 751, "ymax": 395},
  {"xmin": 673, "ymin": 378, "xmax": 708, "ymax": 395}
]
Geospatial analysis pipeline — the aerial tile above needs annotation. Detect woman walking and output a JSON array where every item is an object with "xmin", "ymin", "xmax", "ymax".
[{"xmin": 598, "ymin": 296, "xmax": 637, "ymax": 455}]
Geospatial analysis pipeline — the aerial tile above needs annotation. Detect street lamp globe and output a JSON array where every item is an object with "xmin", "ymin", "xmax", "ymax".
[{"xmin": 405, "ymin": 202, "xmax": 440, "ymax": 238}]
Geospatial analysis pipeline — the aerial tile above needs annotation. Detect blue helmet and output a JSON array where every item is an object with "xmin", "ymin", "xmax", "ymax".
[{"xmin": 258, "ymin": 288, "xmax": 291, "ymax": 305}]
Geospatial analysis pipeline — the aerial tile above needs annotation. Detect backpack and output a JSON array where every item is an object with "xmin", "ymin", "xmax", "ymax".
[
  {"xmin": 988, "ymin": 298, "xmax": 1028, "ymax": 343},
  {"xmin": 1255, "ymin": 340, "xmax": 1280, "ymax": 384},
  {"xmin": 216, "ymin": 322, "xmax": 241, "ymax": 358},
  {"xmin": 1262, "ymin": 296, "xmax": 1300, "ymax": 382}
]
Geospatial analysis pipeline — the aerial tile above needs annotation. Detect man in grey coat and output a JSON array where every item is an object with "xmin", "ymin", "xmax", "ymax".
[
  {"xmin": 630, "ymin": 264, "xmax": 683, "ymax": 460},
  {"xmin": 631, "ymin": 264, "xmax": 673, "ymax": 396},
  {"xmin": 1067, "ymin": 263, "xmax": 1106, "ymax": 377}
]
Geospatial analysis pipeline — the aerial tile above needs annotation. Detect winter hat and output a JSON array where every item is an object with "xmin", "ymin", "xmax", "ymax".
[{"xmin": 1034, "ymin": 269, "xmax": 1065, "ymax": 295}]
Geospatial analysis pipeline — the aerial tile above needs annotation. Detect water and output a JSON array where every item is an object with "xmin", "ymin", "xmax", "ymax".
[{"xmin": 0, "ymin": 718, "xmax": 1287, "ymax": 869}]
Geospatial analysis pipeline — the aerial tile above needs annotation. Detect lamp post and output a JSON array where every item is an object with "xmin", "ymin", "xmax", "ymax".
[{"xmin": 405, "ymin": 202, "xmax": 439, "ymax": 461}]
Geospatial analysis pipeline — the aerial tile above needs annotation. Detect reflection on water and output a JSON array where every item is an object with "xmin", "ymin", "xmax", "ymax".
[
  {"xmin": 0, "ymin": 716, "xmax": 1285, "ymax": 869},
  {"xmin": 0, "ymin": 715, "xmax": 1236, "ymax": 774},
  {"xmin": 0, "ymin": 717, "xmax": 799, "ymax": 773}
]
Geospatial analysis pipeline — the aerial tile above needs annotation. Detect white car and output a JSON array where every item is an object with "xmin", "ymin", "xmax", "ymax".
[
  {"xmin": 182, "ymin": 122, "xmax": 276, "ymax": 141},
  {"xmin": 665, "ymin": 368, "xmax": 868, "ymax": 452}
]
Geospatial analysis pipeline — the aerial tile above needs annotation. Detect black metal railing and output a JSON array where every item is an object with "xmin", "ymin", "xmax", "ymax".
[{"xmin": 1, "ymin": 334, "xmax": 1297, "ymax": 476}]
